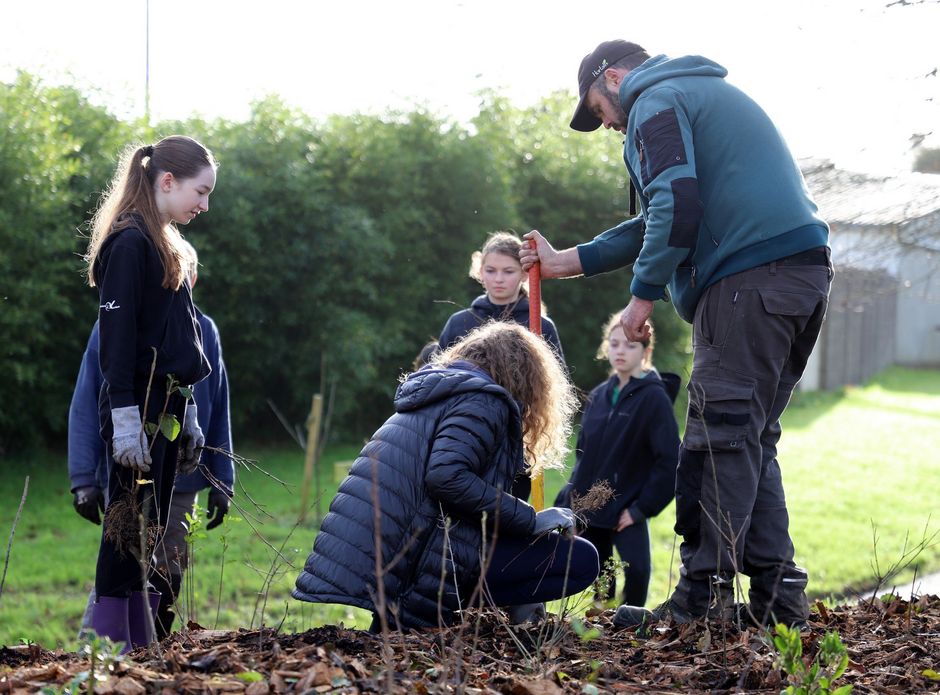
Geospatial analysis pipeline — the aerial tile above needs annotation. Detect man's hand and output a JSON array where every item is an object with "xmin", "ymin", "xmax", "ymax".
[
  {"xmin": 205, "ymin": 488, "xmax": 231, "ymax": 530},
  {"xmin": 73, "ymin": 486, "xmax": 105, "ymax": 525},
  {"xmin": 616, "ymin": 508, "xmax": 635, "ymax": 532},
  {"xmin": 620, "ymin": 297, "xmax": 654, "ymax": 342},
  {"xmin": 521, "ymin": 230, "xmax": 584, "ymax": 279}
]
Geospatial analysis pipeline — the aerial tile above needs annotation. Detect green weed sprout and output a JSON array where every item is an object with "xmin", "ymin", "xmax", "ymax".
[
  {"xmin": 40, "ymin": 633, "xmax": 123, "ymax": 694},
  {"xmin": 772, "ymin": 623, "xmax": 853, "ymax": 695}
]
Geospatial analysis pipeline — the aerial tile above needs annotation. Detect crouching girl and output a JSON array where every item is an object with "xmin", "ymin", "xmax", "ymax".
[{"xmin": 293, "ymin": 322, "xmax": 598, "ymax": 630}]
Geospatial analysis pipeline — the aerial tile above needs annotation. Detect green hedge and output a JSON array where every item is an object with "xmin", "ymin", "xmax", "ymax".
[{"xmin": 0, "ymin": 75, "xmax": 690, "ymax": 452}]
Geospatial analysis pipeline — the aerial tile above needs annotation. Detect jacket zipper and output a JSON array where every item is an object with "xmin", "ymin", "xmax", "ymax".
[{"xmin": 605, "ymin": 386, "xmax": 636, "ymax": 484}]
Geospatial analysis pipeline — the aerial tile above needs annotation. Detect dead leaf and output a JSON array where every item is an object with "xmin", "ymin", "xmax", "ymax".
[
  {"xmin": 696, "ymin": 626, "xmax": 712, "ymax": 652},
  {"xmin": 204, "ymin": 676, "xmax": 245, "ymax": 692},
  {"xmin": 269, "ymin": 671, "xmax": 288, "ymax": 693},
  {"xmin": 109, "ymin": 677, "xmax": 147, "ymax": 695},
  {"xmin": 347, "ymin": 657, "xmax": 371, "ymax": 678},
  {"xmin": 509, "ymin": 678, "xmax": 564, "ymax": 695},
  {"xmin": 245, "ymin": 680, "xmax": 270, "ymax": 695},
  {"xmin": 296, "ymin": 662, "xmax": 332, "ymax": 690}
]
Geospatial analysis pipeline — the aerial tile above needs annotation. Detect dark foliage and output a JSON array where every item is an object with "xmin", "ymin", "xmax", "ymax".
[{"xmin": 0, "ymin": 77, "xmax": 690, "ymax": 451}]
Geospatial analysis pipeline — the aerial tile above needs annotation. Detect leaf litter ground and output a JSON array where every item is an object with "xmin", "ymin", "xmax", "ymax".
[{"xmin": 2, "ymin": 594, "xmax": 939, "ymax": 694}]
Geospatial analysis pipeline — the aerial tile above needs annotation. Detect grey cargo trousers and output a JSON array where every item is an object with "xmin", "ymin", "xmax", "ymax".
[{"xmin": 671, "ymin": 249, "xmax": 832, "ymax": 625}]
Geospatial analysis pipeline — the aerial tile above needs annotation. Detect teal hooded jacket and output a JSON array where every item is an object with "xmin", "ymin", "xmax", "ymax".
[{"xmin": 576, "ymin": 55, "xmax": 828, "ymax": 322}]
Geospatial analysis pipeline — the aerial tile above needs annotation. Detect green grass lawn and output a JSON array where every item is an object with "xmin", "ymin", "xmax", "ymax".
[{"xmin": 2, "ymin": 365, "xmax": 939, "ymax": 650}]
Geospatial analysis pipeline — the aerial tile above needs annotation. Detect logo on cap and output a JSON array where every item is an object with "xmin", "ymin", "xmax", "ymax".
[{"xmin": 591, "ymin": 58, "xmax": 609, "ymax": 78}]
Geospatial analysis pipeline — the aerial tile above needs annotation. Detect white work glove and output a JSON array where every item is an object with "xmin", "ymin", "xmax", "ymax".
[
  {"xmin": 533, "ymin": 507, "xmax": 576, "ymax": 535},
  {"xmin": 111, "ymin": 405, "xmax": 151, "ymax": 472},
  {"xmin": 178, "ymin": 403, "xmax": 204, "ymax": 475}
]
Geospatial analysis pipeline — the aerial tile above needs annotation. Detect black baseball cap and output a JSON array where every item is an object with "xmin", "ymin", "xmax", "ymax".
[{"xmin": 570, "ymin": 40, "xmax": 647, "ymax": 132}]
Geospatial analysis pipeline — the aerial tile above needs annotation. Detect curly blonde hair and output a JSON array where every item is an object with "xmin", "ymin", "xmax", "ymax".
[
  {"xmin": 431, "ymin": 322, "xmax": 576, "ymax": 477},
  {"xmin": 595, "ymin": 313, "xmax": 655, "ymax": 371}
]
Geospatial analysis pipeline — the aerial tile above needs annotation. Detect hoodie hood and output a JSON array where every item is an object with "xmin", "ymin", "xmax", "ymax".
[
  {"xmin": 620, "ymin": 54, "xmax": 728, "ymax": 115},
  {"xmin": 468, "ymin": 294, "xmax": 530, "ymax": 324},
  {"xmin": 609, "ymin": 368, "xmax": 665, "ymax": 401},
  {"xmin": 394, "ymin": 364, "xmax": 521, "ymax": 419}
]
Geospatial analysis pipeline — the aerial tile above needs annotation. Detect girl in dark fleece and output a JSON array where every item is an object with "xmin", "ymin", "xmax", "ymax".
[
  {"xmin": 83, "ymin": 136, "xmax": 216, "ymax": 651},
  {"xmin": 558, "ymin": 315, "xmax": 680, "ymax": 607},
  {"xmin": 294, "ymin": 323, "xmax": 598, "ymax": 630}
]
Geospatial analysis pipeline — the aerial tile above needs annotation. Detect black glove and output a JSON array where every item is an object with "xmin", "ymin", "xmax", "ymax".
[
  {"xmin": 206, "ymin": 488, "xmax": 231, "ymax": 530},
  {"xmin": 73, "ymin": 486, "xmax": 104, "ymax": 525}
]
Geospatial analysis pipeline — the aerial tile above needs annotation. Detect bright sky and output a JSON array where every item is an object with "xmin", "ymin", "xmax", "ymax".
[{"xmin": 2, "ymin": 0, "xmax": 938, "ymax": 174}]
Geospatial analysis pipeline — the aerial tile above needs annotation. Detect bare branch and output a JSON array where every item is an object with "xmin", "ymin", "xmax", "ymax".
[{"xmin": 0, "ymin": 476, "xmax": 29, "ymax": 605}]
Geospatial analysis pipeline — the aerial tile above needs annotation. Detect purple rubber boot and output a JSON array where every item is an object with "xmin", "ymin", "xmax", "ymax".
[
  {"xmin": 128, "ymin": 590, "xmax": 161, "ymax": 649},
  {"xmin": 90, "ymin": 596, "xmax": 131, "ymax": 654}
]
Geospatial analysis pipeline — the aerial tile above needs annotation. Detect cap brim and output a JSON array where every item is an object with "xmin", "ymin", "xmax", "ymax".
[{"xmin": 570, "ymin": 92, "xmax": 602, "ymax": 132}]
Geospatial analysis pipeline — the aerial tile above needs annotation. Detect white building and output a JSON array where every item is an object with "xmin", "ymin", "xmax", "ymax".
[{"xmin": 799, "ymin": 160, "xmax": 940, "ymax": 390}]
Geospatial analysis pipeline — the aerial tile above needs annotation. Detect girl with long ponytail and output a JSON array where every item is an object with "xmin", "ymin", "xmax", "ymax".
[{"xmin": 84, "ymin": 135, "xmax": 218, "ymax": 650}]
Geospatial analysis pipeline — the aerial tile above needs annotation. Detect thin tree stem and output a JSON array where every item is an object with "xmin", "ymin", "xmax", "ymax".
[{"xmin": 0, "ymin": 476, "xmax": 29, "ymax": 605}]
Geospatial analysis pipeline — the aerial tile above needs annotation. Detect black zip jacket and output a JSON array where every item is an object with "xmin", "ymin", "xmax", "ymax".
[
  {"xmin": 564, "ymin": 371, "xmax": 680, "ymax": 529},
  {"xmin": 439, "ymin": 294, "xmax": 565, "ymax": 365},
  {"xmin": 94, "ymin": 224, "xmax": 210, "ymax": 409}
]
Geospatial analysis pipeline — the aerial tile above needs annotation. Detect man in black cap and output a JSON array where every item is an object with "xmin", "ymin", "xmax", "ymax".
[{"xmin": 521, "ymin": 40, "xmax": 832, "ymax": 630}]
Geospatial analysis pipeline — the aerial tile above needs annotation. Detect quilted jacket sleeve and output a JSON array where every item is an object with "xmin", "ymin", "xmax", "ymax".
[{"xmin": 424, "ymin": 392, "xmax": 536, "ymax": 536}]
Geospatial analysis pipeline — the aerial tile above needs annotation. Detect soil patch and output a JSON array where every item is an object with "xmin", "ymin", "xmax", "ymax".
[{"xmin": 2, "ymin": 595, "xmax": 939, "ymax": 694}]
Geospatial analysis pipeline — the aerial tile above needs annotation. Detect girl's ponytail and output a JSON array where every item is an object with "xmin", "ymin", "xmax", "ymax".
[{"xmin": 85, "ymin": 136, "xmax": 214, "ymax": 289}]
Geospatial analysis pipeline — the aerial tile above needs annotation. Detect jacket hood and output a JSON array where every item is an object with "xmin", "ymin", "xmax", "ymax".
[
  {"xmin": 609, "ymin": 369, "xmax": 664, "ymax": 399},
  {"xmin": 394, "ymin": 364, "xmax": 521, "ymax": 417},
  {"xmin": 606, "ymin": 369, "xmax": 681, "ymax": 404},
  {"xmin": 469, "ymin": 294, "xmax": 529, "ymax": 323},
  {"xmin": 620, "ymin": 54, "xmax": 728, "ymax": 114}
]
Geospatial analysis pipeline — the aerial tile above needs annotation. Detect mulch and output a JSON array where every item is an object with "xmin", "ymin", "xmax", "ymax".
[{"xmin": 2, "ymin": 594, "xmax": 939, "ymax": 694}]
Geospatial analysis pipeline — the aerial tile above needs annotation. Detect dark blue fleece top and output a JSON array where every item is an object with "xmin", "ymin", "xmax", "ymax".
[{"xmin": 93, "ymin": 224, "xmax": 210, "ymax": 409}]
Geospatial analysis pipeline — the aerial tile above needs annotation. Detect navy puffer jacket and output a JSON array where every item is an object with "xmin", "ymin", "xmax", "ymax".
[{"xmin": 292, "ymin": 364, "xmax": 537, "ymax": 629}]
